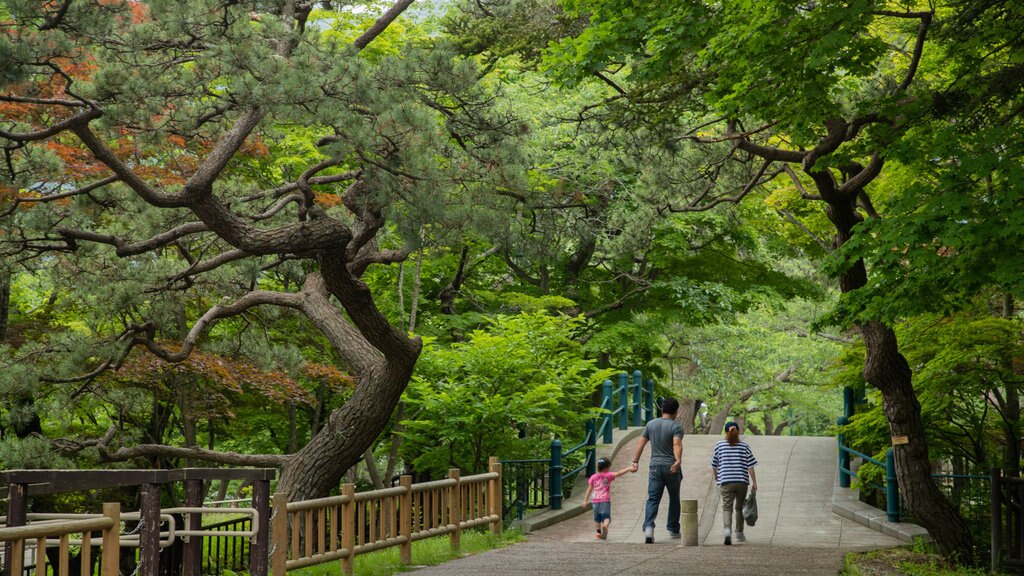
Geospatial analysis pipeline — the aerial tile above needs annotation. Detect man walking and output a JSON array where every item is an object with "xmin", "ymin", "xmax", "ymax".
[{"xmin": 630, "ymin": 398, "xmax": 684, "ymax": 543}]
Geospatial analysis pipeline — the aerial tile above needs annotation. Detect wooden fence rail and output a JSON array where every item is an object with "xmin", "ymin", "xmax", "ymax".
[
  {"xmin": 271, "ymin": 457, "xmax": 501, "ymax": 576},
  {"xmin": 0, "ymin": 503, "xmax": 121, "ymax": 576}
]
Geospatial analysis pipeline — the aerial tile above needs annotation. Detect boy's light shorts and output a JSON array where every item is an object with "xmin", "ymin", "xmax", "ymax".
[{"xmin": 592, "ymin": 501, "xmax": 611, "ymax": 523}]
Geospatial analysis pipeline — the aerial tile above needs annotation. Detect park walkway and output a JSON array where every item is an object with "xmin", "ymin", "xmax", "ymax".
[{"xmin": 412, "ymin": 434, "xmax": 903, "ymax": 575}]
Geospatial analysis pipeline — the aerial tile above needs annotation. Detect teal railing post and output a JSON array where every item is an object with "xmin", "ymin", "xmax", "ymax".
[
  {"xmin": 550, "ymin": 439, "xmax": 563, "ymax": 510},
  {"xmin": 885, "ymin": 448, "xmax": 899, "ymax": 522},
  {"xmin": 843, "ymin": 386, "xmax": 855, "ymax": 419},
  {"xmin": 837, "ymin": 416, "xmax": 850, "ymax": 488},
  {"xmin": 602, "ymin": 379, "xmax": 614, "ymax": 443},
  {"xmin": 618, "ymin": 372, "xmax": 628, "ymax": 430},
  {"xmin": 585, "ymin": 420, "xmax": 596, "ymax": 477},
  {"xmin": 644, "ymin": 379, "xmax": 654, "ymax": 424},
  {"xmin": 632, "ymin": 370, "xmax": 642, "ymax": 424}
]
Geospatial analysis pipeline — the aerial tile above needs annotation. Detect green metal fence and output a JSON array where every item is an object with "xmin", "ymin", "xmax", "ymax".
[{"xmin": 501, "ymin": 370, "xmax": 656, "ymax": 520}]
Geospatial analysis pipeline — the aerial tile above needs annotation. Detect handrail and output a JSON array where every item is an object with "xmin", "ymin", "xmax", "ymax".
[
  {"xmin": 562, "ymin": 431, "xmax": 592, "ymax": 458},
  {"xmin": 0, "ymin": 517, "xmax": 114, "ymax": 542},
  {"xmin": 561, "ymin": 460, "xmax": 589, "ymax": 483},
  {"xmin": 838, "ymin": 444, "xmax": 885, "ymax": 467}
]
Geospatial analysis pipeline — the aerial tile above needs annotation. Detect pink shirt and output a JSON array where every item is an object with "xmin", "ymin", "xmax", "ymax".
[{"xmin": 588, "ymin": 472, "xmax": 616, "ymax": 503}]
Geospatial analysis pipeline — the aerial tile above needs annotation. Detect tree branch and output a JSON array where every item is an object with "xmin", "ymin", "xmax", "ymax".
[
  {"xmin": 94, "ymin": 425, "xmax": 289, "ymax": 466},
  {"xmin": 897, "ymin": 12, "xmax": 932, "ymax": 92},
  {"xmin": 1, "ymin": 108, "xmax": 101, "ymax": 143},
  {"xmin": 777, "ymin": 209, "xmax": 831, "ymax": 252},
  {"xmin": 133, "ymin": 289, "xmax": 304, "ymax": 362},
  {"xmin": 353, "ymin": 0, "xmax": 416, "ymax": 51},
  {"xmin": 838, "ymin": 154, "xmax": 884, "ymax": 194},
  {"xmin": 670, "ymin": 159, "xmax": 780, "ymax": 212},
  {"xmin": 72, "ymin": 124, "xmax": 190, "ymax": 208},
  {"xmin": 1, "ymin": 175, "xmax": 120, "ymax": 217},
  {"xmin": 59, "ymin": 222, "xmax": 210, "ymax": 257}
]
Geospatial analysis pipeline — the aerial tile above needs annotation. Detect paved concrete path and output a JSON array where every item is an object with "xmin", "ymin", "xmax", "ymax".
[
  {"xmin": 413, "ymin": 435, "xmax": 902, "ymax": 575},
  {"xmin": 532, "ymin": 434, "xmax": 902, "ymax": 548}
]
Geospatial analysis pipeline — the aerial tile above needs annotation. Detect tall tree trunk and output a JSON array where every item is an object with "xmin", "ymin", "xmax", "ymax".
[
  {"xmin": 677, "ymin": 399, "xmax": 700, "ymax": 434},
  {"xmin": 364, "ymin": 448, "xmax": 385, "ymax": 489},
  {"xmin": 1001, "ymin": 294, "xmax": 1020, "ymax": 476},
  {"xmin": 0, "ymin": 265, "xmax": 10, "ymax": 340},
  {"xmin": 817, "ymin": 173, "xmax": 974, "ymax": 558},
  {"xmin": 408, "ymin": 250, "xmax": 423, "ymax": 333}
]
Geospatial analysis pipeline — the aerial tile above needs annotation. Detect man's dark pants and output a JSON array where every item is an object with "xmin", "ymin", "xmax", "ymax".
[{"xmin": 643, "ymin": 464, "xmax": 682, "ymax": 533}]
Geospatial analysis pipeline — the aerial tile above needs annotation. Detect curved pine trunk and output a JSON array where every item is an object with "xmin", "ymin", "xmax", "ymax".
[
  {"xmin": 277, "ymin": 254, "xmax": 423, "ymax": 502},
  {"xmin": 277, "ymin": 361, "xmax": 417, "ymax": 501}
]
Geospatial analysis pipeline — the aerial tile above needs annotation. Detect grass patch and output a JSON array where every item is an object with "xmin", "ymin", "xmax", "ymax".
[
  {"xmin": 291, "ymin": 529, "xmax": 524, "ymax": 576},
  {"xmin": 843, "ymin": 546, "xmax": 1011, "ymax": 576}
]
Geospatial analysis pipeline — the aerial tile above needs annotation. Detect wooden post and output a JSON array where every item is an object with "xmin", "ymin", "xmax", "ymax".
[
  {"xmin": 399, "ymin": 476, "xmax": 412, "ymax": 565},
  {"xmin": 182, "ymin": 479, "xmax": 203, "ymax": 576},
  {"xmin": 489, "ymin": 457, "xmax": 502, "ymax": 535},
  {"xmin": 101, "ymin": 503, "xmax": 121, "ymax": 576},
  {"xmin": 991, "ymin": 468, "xmax": 1001, "ymax": 573},
  {"xmin": 4, "ymin": 483, "xmax": 27, "ymax": 576},
  {"xmin": 448, "ymin": 469, "xmax": 461, "ymax": 552},
  {"xmin": 340, "ymin": 484, "xmax": 355, "ymax": 576},
  {"xmin": 59, "ymin": 534, "xmax": 70, "ymax": 576},
  {"xmin": 250, "ymin": 479, "xmax": 271, "ymax": 576},
  {"xmin": 271, "ymin": 493, "xmax": 288, "ymax": 576},
  {"xmin": 139, "ymin": 483, "xmax": 161, "ymax": 576}
]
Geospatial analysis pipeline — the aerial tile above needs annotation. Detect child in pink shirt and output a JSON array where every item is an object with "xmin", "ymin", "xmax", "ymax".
[{"xmin": 583, "ymin": 457, "xmax": 634, "ymax": 540}]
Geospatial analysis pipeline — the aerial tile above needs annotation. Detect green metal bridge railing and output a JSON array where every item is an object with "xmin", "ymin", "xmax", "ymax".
[{"xmin": 502, "ymin": 370, "xmax": 656, "ymax": 520}]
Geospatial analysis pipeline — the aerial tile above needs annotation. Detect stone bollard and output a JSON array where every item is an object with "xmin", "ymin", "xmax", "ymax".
[{"xmin": 681, "ymin": 499, "xmax": 699, "ymax": 546}]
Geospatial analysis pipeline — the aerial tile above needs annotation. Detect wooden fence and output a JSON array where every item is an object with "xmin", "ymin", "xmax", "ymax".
[
  {"xmin": 0, "ymin": 503, "xmax": 122, "ymax": 576},
  {"xmin": 271, "ymin": 457, "xmax": 502, "ymax": 576}
]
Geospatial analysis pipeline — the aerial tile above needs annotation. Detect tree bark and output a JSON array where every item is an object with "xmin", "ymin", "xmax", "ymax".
[
  {"xmin": 677, "ymin": 399, "xmax": 700, "ymax": 434},
  {"xmin": 276, "ymin": 255, "xmax": 421, "ymax": 501},
  {"xmin": 364, "ymin": 448, "xmax": 385, "ymax": 489},
  {"xmin": 816, "ymin": 171, "xmax": 974, "ymax": 558}
]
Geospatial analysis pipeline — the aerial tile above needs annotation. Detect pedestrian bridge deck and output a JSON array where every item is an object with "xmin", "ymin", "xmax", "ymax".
[{"xmin": 533, "ymin": 434, "xmax": 902, "ymax": 548}]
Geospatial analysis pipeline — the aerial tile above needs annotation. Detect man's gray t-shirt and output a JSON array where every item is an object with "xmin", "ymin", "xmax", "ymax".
[{"xmin": 642, "ymin": 418, "xmax": 684, "ymax": 467}]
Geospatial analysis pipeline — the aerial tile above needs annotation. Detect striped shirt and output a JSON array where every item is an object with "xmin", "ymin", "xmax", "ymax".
[{"xmin": 710, "ymin": 440, "xmax": 757, "ymax": 485}]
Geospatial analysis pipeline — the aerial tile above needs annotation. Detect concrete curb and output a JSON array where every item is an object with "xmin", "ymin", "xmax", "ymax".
[
  {"xmin": 512, "ymin": 427, "xmax": 645, "ymax": 534},
  {"xmin": 831, "ymin": 481, "xmax": 931, "ymax": 544}
]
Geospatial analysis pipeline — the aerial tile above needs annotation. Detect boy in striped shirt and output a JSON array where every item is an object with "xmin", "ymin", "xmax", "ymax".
[{"xmin": 710, "ymin": 421, "xmax": 758, "ymax": 545}]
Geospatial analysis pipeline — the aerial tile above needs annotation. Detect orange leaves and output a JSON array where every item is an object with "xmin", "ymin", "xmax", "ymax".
[
  {"xmin": 314, "ymin": 192, "xmax": 344, "ymax": 207},
  {"xmin": 239, "ymin": 135, "xmax": 270, "ymax": 158},
  {"xmin": 45, "ymin": 140, "xmax": 109, "ymax": 177},
  {"xmin": 108, "ymin": 346, "xmax": 354, "ymax": 409},
  {"xmin": 301, "ymin": 362, "xmax": 355, "ymax": 392}
]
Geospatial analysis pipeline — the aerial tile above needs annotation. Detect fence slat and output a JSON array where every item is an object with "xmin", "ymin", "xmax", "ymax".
[
  {"xmin": 448, "ymin": 469, "xmax": 461, "ymax": 552},
  {"xmin": 80, "ymin": 532, "xmax": 91, "ymax": 576},
  {"xmin": 35, "ymin": 537, "xmax": 46, "ymax": 576},
  {"xmin": 489, "ymin": 457, "xmax": 502, "ymax": 535},
  {"xmin": 399, "ymin": 476, "xmax": 412, "ymax": 565},
  {"xmin": 101, "ymin": 503, "xmax": 120, "ymax": 576},
  {"xmin": 317, "ymin": 508, "xmax": 325, "ymax": 557},
  {"xmin": 340, "ymin": 484, "xmax": 355, "ymax": 576},
  {"xmin": 59, "ymin": 533, "xmax": 70, "ymax": 576},
  {"xmin": 271, "ymin": 493, "xmax": 288, "ymax": 576}
]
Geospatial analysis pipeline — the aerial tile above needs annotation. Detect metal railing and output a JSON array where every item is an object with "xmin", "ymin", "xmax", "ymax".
[
  {"xmin": 834, "ymin": 386, "xmax": 1024, "ymax": 573},
  {"xmin": 501, "ymin": 369, "xmax": 658, "ymax": 517},
  {"xmin": 991, "ymin": 471, "xmax": 1024, "ymax": 570},
  {"xmin": 201, "ymin": 515, "xmax": 253, "ymax": 575},
  {"xmin": 501, "ymin": 459, "xmax": 550, "ymax": 520}
]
